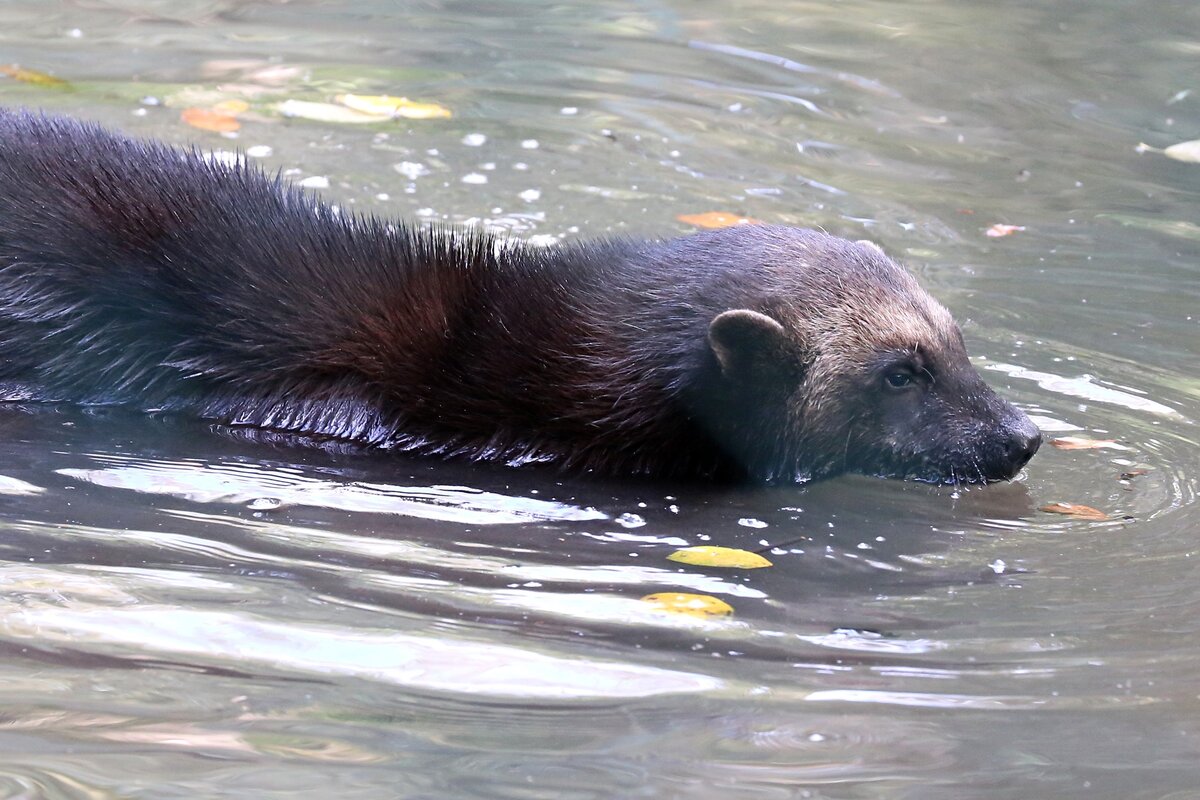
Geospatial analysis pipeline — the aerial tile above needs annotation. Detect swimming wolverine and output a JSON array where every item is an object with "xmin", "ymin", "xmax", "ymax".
[{"xmin": 0, "ymin": 110, "xmax": 1039, "ymax": 483}]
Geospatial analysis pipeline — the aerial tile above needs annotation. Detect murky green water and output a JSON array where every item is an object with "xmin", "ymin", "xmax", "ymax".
[{"xmin": 0, "ymin": 1, "xmax": 1197, "ymax": 797}]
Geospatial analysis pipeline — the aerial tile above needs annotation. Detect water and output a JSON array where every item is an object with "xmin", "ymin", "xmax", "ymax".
[{"xmin": 0, "ymin": 0, "xmax": 1198, "ymax": 797}]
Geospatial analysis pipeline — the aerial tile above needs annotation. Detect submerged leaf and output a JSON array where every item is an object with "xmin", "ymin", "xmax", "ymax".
[
  {"xmin": 336, "ymin": 93, "xmax": 452, "ymax": 119},
  {"xmin": 1163, "ymin": 140, "xmax": 1200, "ymax": 164},
  {"xmin": 667, "ymin": 546, "xmax": 772, "ymax": 569},
  {"xmin": 1039, "ymin": 502, "xmax": 1109, "ymax": 521},
  {"xmin": 180, "ymin": 107, "xmax": 240, "ymax": 133},
  {"xmin": 275, "ymin": 99, "xmax": 389, "ymax": 124},
  {"xmin": 676, "ymin": 212, "xmax": 761, "ymax": 229},
  {"xmin": 0, "ymin": 64, "xmax": 70, "ymax": 88},
  {"xmin": 1097, "ymin": 213, "xmax": 1200, "ymax": 242},
  {"xmin": 212, "ymin": 99, "xmax": 250, "ymax": 115},
  {"xmin": 1050, "ymin": 436, "xmax": 1128, "ymax": 451},
  {"xmin": 640, "ymin": 592, "xmax": 734, "ymax": 618}
]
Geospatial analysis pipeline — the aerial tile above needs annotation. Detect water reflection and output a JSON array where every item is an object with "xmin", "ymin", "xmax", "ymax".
[
  {"xmin": 987, "ymin": 362, "xmax": 1181, "ymax": 417},
  {"xmin": 59, "ymin": 453, "xmax": 606, "ymax": 524},
  {"xmin": 1, "ymin": 567, "xmax": 723, "ymax": 700}
]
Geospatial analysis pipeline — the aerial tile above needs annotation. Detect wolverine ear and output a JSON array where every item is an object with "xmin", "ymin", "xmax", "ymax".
[{"xmin": 708, "ymin": 309, "xmax": 790, "ymax": 377}]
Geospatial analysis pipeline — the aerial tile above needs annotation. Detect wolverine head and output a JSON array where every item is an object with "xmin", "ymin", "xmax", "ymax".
[{"xmin": 687, "ymin": 227, "xmax": 1040, "ymax": 483}]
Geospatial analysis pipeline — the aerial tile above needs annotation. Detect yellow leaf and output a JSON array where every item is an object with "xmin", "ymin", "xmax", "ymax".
[
  {"xmin": 336, "ymin": 93, "xmax": 452, "ymax": 120},
  {"xmin": 1164, "ymin": 140, "xmax": 1200, "ymax": 164},
  {"xmin": 667, "ymin": 546, "xmax": 772, "ymax": 569},
  {"xmin": 676, "ymin": 211, "xmax": 761, "ymax": 229},
  {"xmin": 212, "ymin": 99, "xmax": 250, "ymax": 115},
  {"xmin": 275, "ymin": 99, "xmax": 390, "ymax": 124},
  {"xmin": 180, "ymin": 107, "xmax": 240, "ymax": 133},
  {"xmin": 0, "ymin": 64, "xmax": 70, "ymax": 88},
  {"xmin": 640, "ymin": 592, "xmax": 734, "ymax": 618},
  {"xmin": 1039, "ymin": 502, "xmax": 1109, "ymax": 521}
]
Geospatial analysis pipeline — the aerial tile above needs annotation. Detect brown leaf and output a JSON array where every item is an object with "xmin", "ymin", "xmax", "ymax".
[
  {"xmin": 676, "ymin": 212, "xmax": 761, "ymax": 229},
  {"xmin": 181, "ymin": 107, "xmax": 240, "ymax": 133},
  {"xmin": 1040, "ymin": 502, "xmax": 1109, "ymax": 521},
  {"xmin": 1050, "ymin": 436, "xmax": 1126, "ymax": 451}
]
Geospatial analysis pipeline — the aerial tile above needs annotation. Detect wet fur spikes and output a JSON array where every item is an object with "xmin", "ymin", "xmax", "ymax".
[{"xmin": 0, "ymin": 110, "xmax": 1040, "ymax": 483}]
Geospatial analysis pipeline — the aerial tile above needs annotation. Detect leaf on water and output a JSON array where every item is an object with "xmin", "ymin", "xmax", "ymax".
[
  {"xmin": 639, "ymin": 592, "xmax": 734, "ymax": 618},
  {"xmin": 666, "ymin": 545, "xmax": 772, "ymax": 569},
  {"xmin": 180, "ymin": 107, "xmax": 240, "ymax": 133},
  {"xmin": 1050, "ymin": 436, "xmax": 1128, "ymax": 451},
  {"xmin": 676, "ymin": 212, "xmax": 761, "ymax": 229},
  {"xmin": 1039, "ymin": 502, "xmax": 1109, "ymax": 521},
  {"xmin": 1164, "ymin": 140, "xmax": 1200, "ymax": 163},
  {"xmin": 275, "ymin": 99, "xmax": 390, "ymax": 124},
  {"xmin": 336, "ymin": 93, "xmax": 452, "ymax": 119},
  {"xmin": 0, "ymin": 64, "xmax": 70, "ymax": 88},
  {"xmin": 985, "ymin": 223, "xmax": 1026, "ymax": 238}
]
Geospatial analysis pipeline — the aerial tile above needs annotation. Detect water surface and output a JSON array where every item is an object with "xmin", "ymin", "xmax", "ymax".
[{"xmin": 0, "ymin": 1, "xmax": 1198, "ymax": 797}]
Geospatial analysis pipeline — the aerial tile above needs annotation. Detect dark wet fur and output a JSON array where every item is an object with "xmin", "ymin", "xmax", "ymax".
[{"xmin": 0, "ymin": 110, "xmax": 1039, "ymax": 483}]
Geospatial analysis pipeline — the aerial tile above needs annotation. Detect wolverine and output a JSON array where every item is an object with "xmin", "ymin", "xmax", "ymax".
[{"xmin": 0, "ymin": 111, "xmax": 1039, "ymax": 483}]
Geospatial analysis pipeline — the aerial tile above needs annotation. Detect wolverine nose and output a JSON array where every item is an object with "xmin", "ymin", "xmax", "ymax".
[{"xmin": 1004, "ymin": 420, "xmax": 1042, "ymax": 470}]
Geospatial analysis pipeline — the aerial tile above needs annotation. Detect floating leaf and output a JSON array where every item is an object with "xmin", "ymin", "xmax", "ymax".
[
  {"xmin": 1039, "ymin": 502, "xmax": 1109, "ymax": 521},
  {"xmin": 986, "ymin": 223, "xmax": 1025, "ymax": 238},
  {"xmin": 246, "ymin": 65, "xmax": 305, "ymax": 87},
  {"xmin": 1163, "ymin": 140, "xmax": 1200, "ymax": 164},
  {"xmin": 1050, "ymin": 436, "xmax": 1128, "ymax": 451},
  {"xmin": 336, "ymin": 93, "xmax": 451, "ymax": 119},
  {"xmin": 640, "ymin": 592, "xmax": 734, "ymax": 618},
  {"xmin": 180, "ymin": 107, "xmax": 240, "ymax": 133},
  {"xmin": 676, "ymin": 212, "xmax": 761, "ymax": 229},
  {"xmin": 0, "ymin": 64, "xmax": 70, "ymax": 88},
  {"xmin": 667, "ymin": 546, "xmax": 772, "ymax": 569},
  {"xmin": 275, "ymin": 99, "xmax": 389, "ymax": 124}
]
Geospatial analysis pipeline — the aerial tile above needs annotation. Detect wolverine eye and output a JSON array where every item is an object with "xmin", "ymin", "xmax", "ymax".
[{"xmin": 883, "ymin": 371, "xmax": 915, "ymax": 390}]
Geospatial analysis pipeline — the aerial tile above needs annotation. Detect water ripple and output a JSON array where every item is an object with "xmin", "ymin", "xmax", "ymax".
[{"xmin": 58, "ymin": 454, "xmax": 604, "ymax": 524}]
